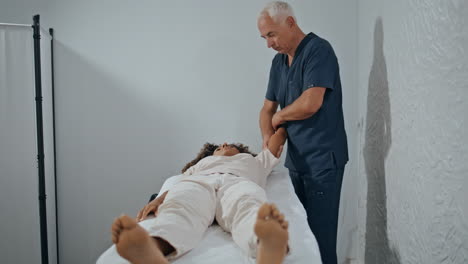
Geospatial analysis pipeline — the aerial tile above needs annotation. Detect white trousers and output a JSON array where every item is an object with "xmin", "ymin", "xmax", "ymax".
[{"xmin": 97, "ymin": 173, "xmax": 267, "ymax": 263}]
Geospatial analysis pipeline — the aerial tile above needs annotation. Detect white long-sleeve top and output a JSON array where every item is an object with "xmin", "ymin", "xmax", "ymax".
[{"xmin": 182, "ymin": 149, "xmax": 280, "ymax": 188}]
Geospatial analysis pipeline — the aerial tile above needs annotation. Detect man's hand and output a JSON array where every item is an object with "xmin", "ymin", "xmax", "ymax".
[
  {"xmin": 272, "ymin": 112, "xmax": 285, "ymax": 130},
  {"xmin": 260, "ymin": 99, "xmax": 279, "ymax": 148},
  {"xmin": 262, "ymin": 133, "xmax": 273, "ymax": 149}
]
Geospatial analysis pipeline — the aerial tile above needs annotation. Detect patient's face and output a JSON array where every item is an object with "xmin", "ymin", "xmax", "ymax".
[{"xmin": 213, "ymin": 143, "xmax": 240, "ymax": 157}]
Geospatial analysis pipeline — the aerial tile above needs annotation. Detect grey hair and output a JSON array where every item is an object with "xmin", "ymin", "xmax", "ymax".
[{"xmin": 258, "ymin": 1, "xmax": 296, "ymax": 23}]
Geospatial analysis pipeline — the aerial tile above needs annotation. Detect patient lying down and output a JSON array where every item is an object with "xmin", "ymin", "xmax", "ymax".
[
  {"xmin": 112, "ymin": 203, "xmax": 288, "ymax": 264},
  {"xmin": 108, "ymin": 127, "xmax": 289, "ymax": 264}
]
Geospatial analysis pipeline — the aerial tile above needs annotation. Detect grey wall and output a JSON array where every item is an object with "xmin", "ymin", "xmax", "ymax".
[
  {"xmin": 356, "ymin": 0, "xmax": 468, "ymax": 263},
  {"xmin": 0, "ymin": 1, "xmax": 358, "ymax": 263}
]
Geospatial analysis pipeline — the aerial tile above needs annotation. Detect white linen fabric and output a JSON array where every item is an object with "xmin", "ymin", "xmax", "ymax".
[
  {"xmin": 143, "ymin": 173, "xmax": 267, "ymax": 259},
  {"xmin": 183, "ymin": 149, "xmax": 280, "ymax": 188}
]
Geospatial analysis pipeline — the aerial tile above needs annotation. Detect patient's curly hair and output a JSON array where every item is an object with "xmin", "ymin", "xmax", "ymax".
[{"xmin": 181, "ymin": 143, "xmax": 256, "ymax": 173}]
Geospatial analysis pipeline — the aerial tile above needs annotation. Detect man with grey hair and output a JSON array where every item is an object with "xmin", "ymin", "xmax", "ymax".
[{"xmin": 257, "ymin": 2, "xmax": 348, "ymax": 264}]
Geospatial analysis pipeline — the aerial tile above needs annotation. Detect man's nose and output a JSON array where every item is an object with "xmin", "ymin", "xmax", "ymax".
[
  {"xmin": 267, "ymin": 39, "xmax": 273, "ymax": 48},
  {"xmin": 222, "ymin": 143, "xmax": 228, "ymax": 147}
]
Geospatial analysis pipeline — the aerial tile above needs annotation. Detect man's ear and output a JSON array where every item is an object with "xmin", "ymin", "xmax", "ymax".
[{"xmin": 286, "ymin": 16, "xmax": 296, "ymax": 27}]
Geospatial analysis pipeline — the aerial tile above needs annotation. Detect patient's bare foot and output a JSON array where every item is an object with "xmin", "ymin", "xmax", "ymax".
[
  {"xmin": 111, "ymin": 215, "xmax": 169, "ymax": 264},
  {"xmin": 255, "ymin": 203, "xmax": 289, "ymax": 264}
]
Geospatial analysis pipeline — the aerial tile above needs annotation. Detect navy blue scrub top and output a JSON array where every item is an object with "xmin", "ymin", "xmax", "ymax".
[{"xmin": 266, "ymin": 32, "xmax": 348, "ymax": 171}]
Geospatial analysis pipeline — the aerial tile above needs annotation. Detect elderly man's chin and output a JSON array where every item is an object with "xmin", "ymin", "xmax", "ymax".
[{"xmin": 274, "ymin": 47, "xmax": 285, "ymax": 54}]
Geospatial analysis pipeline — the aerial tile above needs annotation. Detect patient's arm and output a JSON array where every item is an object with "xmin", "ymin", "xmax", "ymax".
[
  {"xmin": 267, "ymin": 127, "xmax": 287, "ymax": 158},
  {"xmin": 136, "ymin": 190, "xmax": 169, "ymax": 222}
]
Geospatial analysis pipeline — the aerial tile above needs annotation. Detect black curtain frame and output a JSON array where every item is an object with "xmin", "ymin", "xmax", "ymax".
[
  {"xmin": 32, "ymin": 14, "xmax": 57, "ymax": 264},
  {"xmin": 49, "ymin": 27, "xmax": 59, "ymax": 264}
]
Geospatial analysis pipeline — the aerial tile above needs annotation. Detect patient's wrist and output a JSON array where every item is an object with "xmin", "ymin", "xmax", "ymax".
[{"xmin": 276, "ymin": 127, "xmax": 287, "ymax": 137}]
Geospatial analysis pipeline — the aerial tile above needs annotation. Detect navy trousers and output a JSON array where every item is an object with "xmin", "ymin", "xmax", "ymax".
[{"xmin": 289, "ymin": 167, "xmax": 345, "ymax": 264}]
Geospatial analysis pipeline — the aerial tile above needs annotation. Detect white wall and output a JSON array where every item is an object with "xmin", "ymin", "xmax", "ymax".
[
  {"xmin": 0, "ymin": 1, "xmax": 358, "ymax": 263},
  {"xmin": 0, "ymin": 25, "xmax": 42, "ymax": 264},
  {"xmin": 356, "ymin": 0, "xmax": 468, "ymax": 263}
]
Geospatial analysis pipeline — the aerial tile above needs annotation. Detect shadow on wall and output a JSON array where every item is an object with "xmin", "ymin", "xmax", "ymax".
[{"xmin": 363, "ymin": 17, "xmax": 401, "ymax": 264}]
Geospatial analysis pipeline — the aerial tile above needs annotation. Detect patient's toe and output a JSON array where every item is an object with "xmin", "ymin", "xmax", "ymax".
[
  {"xmin": 112, "ymin": 231, "xmax": 118, "ymax": 244},
  {"xmin": 257, "ymin": 203, "xmax": 272, "ymax": 220},
  {"xmin": 111, "ymin": 215, "xmax": 139, "ymax": 244},
  {"xmin": 111, "ymin": 217, "xmax": 123, "ymax": 243},
  {"xmin": 277, "ymin": 213, "xmax": 285, "ymax": 223},
  {"xmin": 271, "ymin": 205, "xmax": 281, "ymax": 218},
  {"xmin": 119, "ymin": 215, "xmax": 138, "ymax": 229}
]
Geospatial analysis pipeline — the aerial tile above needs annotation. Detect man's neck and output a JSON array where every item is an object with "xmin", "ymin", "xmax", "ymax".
[{"xmin": 287, "ymin": 31, "xmax": 307, "ymax": 62}]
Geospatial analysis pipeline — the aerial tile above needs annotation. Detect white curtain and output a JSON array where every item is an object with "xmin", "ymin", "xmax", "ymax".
[{"xmin": 0, "ymin": 24, "xmax": 57, "ymax": 264}]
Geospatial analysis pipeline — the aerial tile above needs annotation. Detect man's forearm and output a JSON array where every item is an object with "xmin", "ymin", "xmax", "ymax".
[
  {"xmin": 275, "ymin": 87, "xmax": 325, "ymax": 123},
  {"xmin": 277, "ymin": 95, "xmax": 316, "ymax": 121},
  {"xmin": 260, "ymin": 108, "xmax": 276, "ymax": 138}
]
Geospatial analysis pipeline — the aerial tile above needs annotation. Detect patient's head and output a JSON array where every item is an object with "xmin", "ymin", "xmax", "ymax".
[
  {"xmin": 213, "ymin": 143, "xmax": 240, "ymax": 156},
  {"xmin": 181, "ymin": 142, "xmax": 256, "ymax": 173}
]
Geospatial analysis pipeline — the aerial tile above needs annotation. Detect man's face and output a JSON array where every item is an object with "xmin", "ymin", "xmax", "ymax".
[{"xmin": 257, "ymin": 15, "xmax": 292, "ymax": 54}]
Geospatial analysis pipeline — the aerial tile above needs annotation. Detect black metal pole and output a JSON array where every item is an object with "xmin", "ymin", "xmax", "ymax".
[
  {"xmin": 32, "ymin": 14, "xmax": 49, "ymax": 264},
  {"xmin": 49, "ymin": 27, "xmax": 59, "ymax": 264}
]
